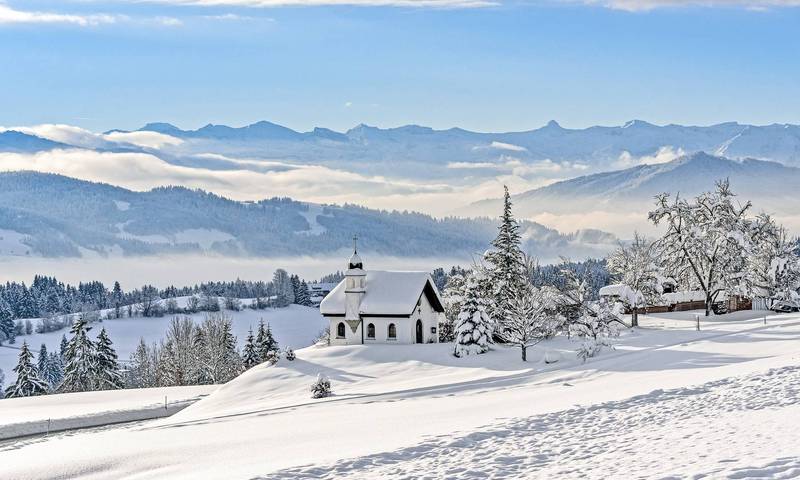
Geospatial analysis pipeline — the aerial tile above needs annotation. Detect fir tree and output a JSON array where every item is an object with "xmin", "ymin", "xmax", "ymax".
[
  {"xmin": 285, "ymin": 347, "xmax": 296, "ymax": 361},
  {"xmin": 310, "ymin": 373, "xmax": 332, "ymax": 399},
  {"xmin": 484, "ymin": 185, "xmax": 526, "ymax": 329},
  {"xmin": 94, "ymin": 328, "xmax": 123, "ymax": 390},
  {"xmin": 37, "ymin": 343, "xmax": 49, "ymax": 376},
  {"xmin": 5, "ymin": 341, "xmax": 50, "ymax": 397},
  {"xmin": 453, "ymin": 274, "xmax": 492, "ymax": 358},
  {"xmin": 295, "ymin": 281, "xmax": 312, "ymax": 307},
  {"xmin": 255, "ymin": 320, "xmax": 278, "ymax": 361},
  {"xmin": 112, "ymin": 281, "xmax": 123, "ymax": 318},
  {"xmin": 59, "ymin": 334, "xmax": 68, "ymax": 360},
  {"xmin": 59, "ymin": 317, "xmax": 97, "ymax": 393},
  {"xmin": 0, "ymin": 297, "xmax": 14, "ymax": 345},
  {"xmin": 242, "ymin": 328, "xmax": 260, "ymax": 369},
  {"xmin": 42, "ymin": 352, "xmax": 64, "ymax": 388}
]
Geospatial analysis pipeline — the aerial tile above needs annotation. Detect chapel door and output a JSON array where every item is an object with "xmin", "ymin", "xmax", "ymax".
[{"xmin": 415, "ymin": 320, "xmax": 423, "ymax": 343}]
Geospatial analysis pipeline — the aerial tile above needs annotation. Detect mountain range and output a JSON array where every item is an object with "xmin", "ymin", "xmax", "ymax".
[
  {"xmin": 2, "ymin": 120, "xmax": 799, "ymax": 241},
  {"xmin": 133, "ymin": 119, "xmax": 800, "ymax": 167},
  {"xmin": 466, "ymin": 152, "xmax": 800, "ymax": 233},
  {"xmin": 4, "ymin": 120, "xmax": 800, "ymax": 177}
]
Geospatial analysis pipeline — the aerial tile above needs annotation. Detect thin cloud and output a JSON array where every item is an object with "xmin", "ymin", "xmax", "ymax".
[
  {"xmin": 0, "ymin": 3, "xmax": 118, "ymax": 26},
  {"xmin": 576, "ymin": 0, "xmax": 800, "ymax": 11},
  {"xmin": 202, "ymin": 13, "xmax": 263, "ymax": 20},
  {"xmin": 154, "ymin": 16, "xmax": 183, "ymax": 26},
  {"xmin": 133, "ymin": 0, "xmax": 496, "ymax": 8},
  {"xmin": 448, "ymin": 157, "xmax": 589, "ymax": 176},
  {"xmin": 614, "ymin": 146, "xmax": 685, "ymax": 168},
  {"xmin": 472, "ymin": 141, "xmax": 529, "ymax": 153}
]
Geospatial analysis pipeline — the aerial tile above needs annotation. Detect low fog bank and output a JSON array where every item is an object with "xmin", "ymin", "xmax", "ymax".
[{"xmin": 0, "ymin": 254, "xmax": 477, "ymax": 287}]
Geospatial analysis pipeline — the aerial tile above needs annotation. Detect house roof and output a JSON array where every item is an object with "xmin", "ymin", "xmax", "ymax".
[{"xmin": 320, "ymin": 271, "xmax": 444, "ymax": 317}]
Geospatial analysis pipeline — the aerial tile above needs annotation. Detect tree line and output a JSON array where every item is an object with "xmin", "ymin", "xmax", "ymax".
[
  {"xmin": 2, "ymin": 313, "xmax": 293, "ymax": 398},
  {"xmin": 0, "ymin": 269, "xmax": 322, "ymax": 345}
]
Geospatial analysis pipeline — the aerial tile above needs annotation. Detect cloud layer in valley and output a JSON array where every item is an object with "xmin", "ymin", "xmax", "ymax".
[
  {"xmin": 3, "ymin": 124, "xmax": 184, "ymax": 149},
  {"xmin": 0, "ymin": 148, "xmax": 488, "ymax": 215}
]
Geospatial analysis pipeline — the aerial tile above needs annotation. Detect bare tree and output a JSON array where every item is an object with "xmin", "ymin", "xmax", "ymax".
[
  {"xmin": 649, "ymin": 180, "xmax": 751, "ymax": 316},
  {"xmin": 606, "ymin": 232, "xmax": 662, "ymax": 326},
  {"xmin": 497, "ymin": 256, "xmax": 561, "ymax": 361}
]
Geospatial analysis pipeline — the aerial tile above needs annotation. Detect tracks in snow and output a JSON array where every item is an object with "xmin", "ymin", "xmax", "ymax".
[{"xmin": 265, "ymin": 365, "xmax": 800, "ymax": 479}]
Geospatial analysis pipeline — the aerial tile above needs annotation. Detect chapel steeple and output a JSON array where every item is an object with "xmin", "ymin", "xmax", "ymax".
[{"xmin": 348, "ymin": 235, "xmax": 363, "ymax": 270}]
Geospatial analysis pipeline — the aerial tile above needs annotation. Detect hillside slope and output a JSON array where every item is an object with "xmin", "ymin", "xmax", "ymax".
[
  {"xmin": 0, "ymin": 172, "xmax": 617, "ymax": 259},
  {"xmin": 2, "ymin": 310, "xmax": 800, "ymax": 479}
]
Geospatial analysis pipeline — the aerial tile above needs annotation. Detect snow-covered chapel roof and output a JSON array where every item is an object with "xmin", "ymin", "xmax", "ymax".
[{"xmin": 320, "ymin": 271, "xmax": 444, "ymax": 317}]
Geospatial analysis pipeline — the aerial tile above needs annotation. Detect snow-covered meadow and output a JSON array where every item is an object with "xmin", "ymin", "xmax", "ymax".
[
  {"xmin": 3, "ymin": 309, "xmax": 799, "ymax": 479},
  {"xmin": 0, "ymin": 303, "xmax": 327, "ymax": 382}
]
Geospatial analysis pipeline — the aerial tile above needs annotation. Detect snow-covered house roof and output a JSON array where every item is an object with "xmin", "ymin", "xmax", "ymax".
[
  {"xmin": 599, "ymin": 284, "xmax": 644, "ymax": 305},
  {"xmin": 662, "ymin": 291, "xmax": 708, "ymax": 304},
  {"xmin": 599, "ymin": 284, "xmax": 631, "ymax": 297},
  {"xmin": 320, "ymin": 271, "xmax": 444, "ymax": 317}
]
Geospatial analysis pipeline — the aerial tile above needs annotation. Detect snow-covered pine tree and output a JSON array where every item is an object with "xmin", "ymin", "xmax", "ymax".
[
  {"xmin": 0, "ymin": 297, "xmax": 14, "ymax": 345},
  {"xmin": 290, "ymin": 275, "xmax": 302, "ymax": 304},
  {"xmin": 453, "ymin": 273, "xmax": 492, "ymax": 357},
  {"xmin": 43, "ymin": 352, "xmax": 64, "ymax": 388},
  {"xmin": 5, "ymin": 341, "xmax": 50, "ymax": 397},
  {"xmin": 94, "ymin": 328, "xmax": 123, "ymax": 390},
  {"xmin": 295, "ymin": 281, "xmax": 312, "ymax": 307},
  {"xmin": 310, "ymin": 373, "xmax": 331, "ymax": 399},
  {"xmin": 256, "ymin": 320, "xmax": 278, "ymax": 362},
  {"xmin": 37, "ymin": 343, "xmax": 49, "ymax": 376},
  {"xmin": 285, "ymin": 347, "xmax": 296, "ymax": 361},
  {"xmin": 0, "ymin": 368, "xmax": 4, "ymax": 398},
  {"xmin": 441, "ymin": 269, "xmax": 468, "ymax": 342},
  {"xmin": 484, "ymin": 185, "xmax": 526, "ymax": 331},
  {"xmin": 242, "ymin": 327, "xmax": 260, "ymax": 369},
  {"xmin": 59, "ymin": 317, "xmax": 97, "ymax": 393},
  {"xmin": 59, "ymin": 334, "xmax": 68, "ymax": 360},
  {"xmin": 112, "ymin": 281, "xmax": 123, "ymax": 318}
]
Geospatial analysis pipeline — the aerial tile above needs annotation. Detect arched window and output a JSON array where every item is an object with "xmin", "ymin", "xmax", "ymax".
[
  {"xmin": 388, "ymin": 323, "xmax": 397, "ymax": 339},
  {"xmin": 367, "ymin": 323, "xmax": 375, "ymax": 339},
  {"xmin": 336, "ymin": 322, "xmax": 346, "ymax": 338}
]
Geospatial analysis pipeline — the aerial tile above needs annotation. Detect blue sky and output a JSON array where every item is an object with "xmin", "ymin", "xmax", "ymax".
[{"xmin": 1, "ymin": 0, "xmax": 800, "ymax": 133}]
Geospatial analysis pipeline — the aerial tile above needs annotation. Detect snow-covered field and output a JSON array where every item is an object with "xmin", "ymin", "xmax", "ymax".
[
  {"xmin": 2, "ymin": 309, "xmax": 800, "ymax": 479},
  {"xmin": 0, "ymin": 385, "xmax": 215, "ymax": 440},
  {"xmin": 0, "ymin": 304, "xmax": 327, "ymax": 381}
]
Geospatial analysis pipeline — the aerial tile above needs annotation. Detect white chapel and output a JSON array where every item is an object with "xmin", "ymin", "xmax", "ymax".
[{"xmin": 319, "ymin": 244, "xmax": 445, "ymax": 345}]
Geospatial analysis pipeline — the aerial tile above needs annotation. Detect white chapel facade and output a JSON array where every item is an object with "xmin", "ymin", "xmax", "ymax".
[{"xmin": 319, "ymin": 247, "xmax": 445, "ymax": 345}]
